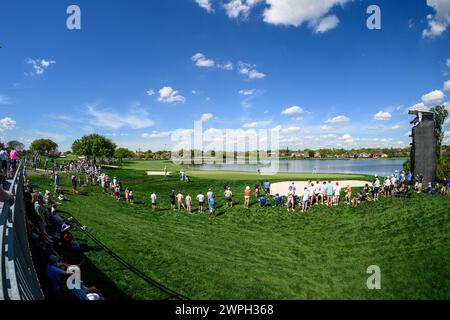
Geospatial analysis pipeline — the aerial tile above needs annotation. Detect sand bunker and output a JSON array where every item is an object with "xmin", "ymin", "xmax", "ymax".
[
  {"xmin": 147, "ymin": 171, "xmax": 171, "ymax": 176},
  {"xmin": 270, "ymin": 180, "xmax": 370, "ymax": 196}
]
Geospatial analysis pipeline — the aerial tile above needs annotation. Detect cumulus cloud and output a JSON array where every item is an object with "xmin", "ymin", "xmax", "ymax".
[
  {"xmin": 281, "ymin": 106, "xmax": 304, "ymax": 115},
  {"xmin": 223, "ymin": 0, "xmax": 263, "ymax": 20},
  {"xmin": 147, "ymin": 89, "xmax": 155, "ymax": 96},
  {"xmin": 374, "ymin": 111, "xmax": 392, "ymax": 121},
  {"xmin": 239, "ymin": 89, "xmax": 256, "ymax": 96},
  {"xmin": 422, "ymin": 0, "xmax": 450, "ymax": 38},
  {"xmin": 196, "ymin": 0, "xmax": 214, "ymax": 13},
  {"xmin": 200, "ymin": 113, "xmax": 214, "ymax": 121},
  {"xmin": 263, "ymin": 0, "xmax": 349, "ymax": 32},
  {"xmin": 0, "ymin": 117, "xmax": 16, "ymax": 130},
  {"xmin": 27, "ymin": 58, "xmax": 56, "ymax": 75},
  {"xmin": 447, "ymin": 58, "xmax": 450, "ymax": 67},
  {"xmin": 326, "ymin": 115, "xmax": 350, "ymax": 124},
  {"xmin": 218, "ymin": 62, "xmax": 234, "ymax": 70},
  {"xmin": 142, "ymin": 131, "xmax": 172, "ymax": 139},
  {"xmin": 158, "ymin": 86, "xmax": 186, "ymax": 104},
  {"xmin": 192, "ymin": 53, "xmax": 215, "ymax": 68},
  {"xmin": 422, "ymin": 89, "xmax": 445, "ymax": 105},
  {"xmin": 87, "ymin": 103, "xmax": 154, "ymax": 130},
  {"xmin": 444, "ymin": 79, "xmax": 450, "ymax": 91},
  {"xmin": 0, "ymin": 95, "xmax": 12, "ymax": 105},
  {"xmin": 315, "ymin": 15, "xmax": 339, "ymax": 33},
  {"xmin": 238, "ymin": 62, "xmax": 266, "ymax": 79}
]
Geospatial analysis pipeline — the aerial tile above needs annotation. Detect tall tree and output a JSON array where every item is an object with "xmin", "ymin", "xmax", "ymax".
[
  {"xmin": 30, "ymin": 139, "xmax": 58, "ymax": 155},
  {"xmin": 114, "ymin": 148, "xmax": 134, "ymax": 163},
  {"xmin": 72, "ymin": 134, "xmax": 117, "ymax": 161},
  {"xmin": 431, "ymin": 105, "xmax": 449, "ymax": 160}
]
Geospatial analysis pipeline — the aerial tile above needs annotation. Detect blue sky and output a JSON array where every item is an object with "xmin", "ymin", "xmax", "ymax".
[{"xmin": 0, "ymin": 0, "xmax": 449, "ymax": 152}]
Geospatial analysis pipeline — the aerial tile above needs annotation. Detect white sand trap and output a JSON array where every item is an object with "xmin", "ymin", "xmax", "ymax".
[
  {"xmin": 147, "ymin": 171, "xmax": 171, "ymax": 176},
  {"xmin": 270, "ymin": 180, "xmax": 370, "ymax": 196}
]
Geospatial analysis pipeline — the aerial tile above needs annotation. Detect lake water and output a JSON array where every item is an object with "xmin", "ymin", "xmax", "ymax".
[{"xmin": 188, "ymin": 159, "xmax": 406, "ymax": 177}]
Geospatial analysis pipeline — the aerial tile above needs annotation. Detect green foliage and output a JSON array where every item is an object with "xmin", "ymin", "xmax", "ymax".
[
  {"xmin": 30, "ymin": 139, "xmax": 58, "ymax": 155},
  {"xmin": 431, "ymin": 105, "xmax": 449, "ymax": 160},
  {"xmin": 114, "ymin": 148, "xmax": 134, "ymax": 162},
  {"xmin": 72, "ymin": 134, "xmax": 117, "ymax": 160}
]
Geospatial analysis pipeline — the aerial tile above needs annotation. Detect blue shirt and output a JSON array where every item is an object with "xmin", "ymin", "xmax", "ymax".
[
  {"xmin": 447, "ymin": 179, "xmax": 450, "ymax": 188},
  {"xmin": 0, "ymin": 150, "xmax": 6, "ymax": 161},
  {"xmin": 54, "ymin": 176, "xmax": 60, "ymax": 185},
  {"xmin": 209, "ymin": 197, "xmax": 215, "ymax": 208},
  {"xmin": 327, "ymin": 184, "xmax": 334, "ymax": 195},
  {"xmin": 45, "ymin": 263, "xmax": 66, "ymax": 291}
]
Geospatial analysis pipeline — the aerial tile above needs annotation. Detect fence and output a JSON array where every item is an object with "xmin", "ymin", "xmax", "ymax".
[{"xmin": 0, "ymin": 161, "xmax": 45, "ymax": 300}]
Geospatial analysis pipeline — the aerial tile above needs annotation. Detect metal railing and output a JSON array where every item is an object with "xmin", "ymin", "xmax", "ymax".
[{"xmin": 0, "ymin": 161, "xmax": 45, "ymax": 300}]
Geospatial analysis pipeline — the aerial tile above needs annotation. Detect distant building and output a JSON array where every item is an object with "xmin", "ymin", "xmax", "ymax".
[
  {"xmin": 314, "ymin": 152, "xmax": 322, "ymax": 158},
  {"xmin": 358, "ymin": 153, "xmax": 371, "ymax": 158},
  {"xmin": 373, "ymin": 152, "xmax": 388, "ymax": 158},
  {"xmin": 409, "ymin": 109, "xmax": 437, "ymax": 185}
]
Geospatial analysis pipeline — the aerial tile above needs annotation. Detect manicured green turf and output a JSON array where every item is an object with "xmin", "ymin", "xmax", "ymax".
[{"xmin": 29, "ymin": 163, "xmax": 450, "ymax": 300}]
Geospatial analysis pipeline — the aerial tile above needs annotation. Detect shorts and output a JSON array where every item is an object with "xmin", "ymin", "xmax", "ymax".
[
  {"xmin": 151, "ymin": 202, "xmax": 157, "ymax": 206},
  {"xmin": 374, "ymin": 187, "xmax": 379, "ymax": 194},
  {"xmin": 199, "ymin": 201, "xmax": 204, "ymax": 206},
  {"xmin": 11, "ymin": 160, "xmax": 17, "ymax": 170},
  {"xmin": 225, "ymin": 197, "xmax": 232, "ymax": 202},
  {"xmin": 1, "ymin": 160, "xmax": 6, "ymax": 171},
  {"xmin": 244, "ymin": 196, "xmax": 250, "ymax": 200}
]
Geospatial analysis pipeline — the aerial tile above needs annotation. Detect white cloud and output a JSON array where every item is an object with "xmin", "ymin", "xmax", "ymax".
[
  {"xmin": 242, "ymin": 120, "xmax": 272, "ymax": 128},
  {"xmin": 282, "ymin": 126, "xmax": 301, "ymax": 133},
  {"xmin": 315, "ymin": 15, "xmax": 339, "ymax": 33},
  {"xmin": 281, "ymin": 105, "xmax": 304, "ymax": 115},
  {"xmin": 87, "ymin": 104, "xmax": 154, "ymax": 130},
  {"xmin": 196, "ymin": 0, "xmax": 214, "ymax": 13},
  {"xmin": 391, "ymin": 124, "xmax": 402, "ymax": 130},
  {"xmin": 422, "ymin": 89, "xmax": 445, "ymax": 105},
  {"xmin": 218, "ymin": 62, "xmax": 234, "ymax": 70},
  {"xmin": 326, "ymin": 115, "xmax": 350, "ymax": 124},
  {"xmin": 158, "ymin": 86, "xmax": 186, "ymax": 104},
  {"xmin": 200, "ymin": 113, "xmax": 214, "ymax": 121},
  {"xmin": 447, "ymin": 58, "xmax": 450, "ymax": 67},
  {"xmin": 147, "ymin": 89, "xmax": 155, "ymax": 96},
  {"xmin": 223, "ymin": 0, "xmax": 263, "ymax": 20},
  {"xmin": 422, "ymin": 0, "xmax": 450, "ymax": 38},
  {"xmin": 239, "ymin": 89, "xmax": 256, "ymax": 96},
  {"xmin": 0, "ymin": 95, "xmax": 12, "ymax": 105},
  {"xmin": 339, "ymin": 133, "xmax": 354, "ymax": 143},
  {"xmin": 294, "ymin": 117, "xmax": 304, "ymax": 122},
  {"xmin": 444, "ymin": 80, "xmax": 450, "ymax": 91},
  {"xmin": 0, "ymin": 117, "xmax": 16, "ymax": 130},
  {"xmin": 27, "ymin": 58, "xmax": 56, "ymax": 75},
  {"xmin": 321, "ymin": 125, "xmax": 336, "ymax": 131},
  {"xmin": 263, "ymin": 0, "xmax": 349, "ymax": 32},
  {"xmin": 238, "ymin": 62, "xmax": 266, "ymax": 79},
  {"xmin": 142, "ymin": 131, "xmax": 172, "ymax": 139},
  {"xmin": 409, "ymin": 102, "xmax": 430, "ymax": 112},
  {"xmin": 374, "ymin": 111, "xmax": 392, "ymax": 121},
  {"xmin": 192, "ymin": 53, "xmax": 215, "ymax": 68}
]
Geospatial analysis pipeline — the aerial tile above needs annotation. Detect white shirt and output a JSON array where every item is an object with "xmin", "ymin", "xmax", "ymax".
[
  {"xmin": 206, "ymin": 191, "xmax": 213, "ymax": 200},
  {"xmin": 150, "ymin": 193, "xmax": 157, "ymax": 203},
  {"xmin": 374, "ymin": 179, "xmax": 380, "ymax": 188},
  {"xmin": 197, "ymin": 194, "xmax": 205, "ymax": 202},
  {"xmin": 302, "ymin": 190, "xmax": 309, "ymax": 201},
  {"xmin": 334, "ymin": 186, "xmax": 341, "ymax": 196},
  {"xmin": 308, "ymin": 186, "xmax": 315, "ymax": 197},
  {"xmin": 185, "ymin": 196, "xmax": 192, "ymax": 204}
]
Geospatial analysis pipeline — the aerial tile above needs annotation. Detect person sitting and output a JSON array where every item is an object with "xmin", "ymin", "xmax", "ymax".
[
  {"xmin": 273, "ymin": 194, "xmax": 283, "ymax": 206},
  {"xmin": 259, "ymin": 196, "xmax": 268, "ymax": 207},
  {"xmin": 61, "ymin": 224, "xmax": 81, "ymax": 251}
]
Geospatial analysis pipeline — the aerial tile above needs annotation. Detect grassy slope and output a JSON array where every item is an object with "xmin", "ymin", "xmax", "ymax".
[{"xmin": 29, "ymin": 162, "xmax": 450, "ymax": 300}]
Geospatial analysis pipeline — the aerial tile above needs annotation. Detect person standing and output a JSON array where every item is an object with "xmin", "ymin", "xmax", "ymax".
[
  {"xmin": 196, "ymin": 192, "xmax": 205, "ymax": 213},
  {"xmin": 164, "ymin": 166, "xmax": 168, "ymax": 178},
  {"xmin": 326, "ymin": 181, "xmax": 333, "ymax": 206},
  {"xmin": 71, "ymin": 175, "xmax": 78, "ymax": 194},
  {"xmin": 244, "ymin": 186, "xmax": 251, "ymax": 209},
  {"xmin": 206, "ymin": 188, "xmax": 213, "ymax": 205},
  {"xmin": 150, "ymin": 192, "xmax": 157, "ymax": 211},
  {"xmin": 334, "ymin": 182, "xmax": 341, "ymax": 206},
  {"xmin": 373, "ymin": 176, "xmax": 380, "ymax": 201},
  {"xmin": 345, "ymin": 185, "xmax": 352, "ymax": 205},
  {"xmin": 0, "ymin": 147, "xmax": 7, "ymax": 177},
  {"xmin": 169, "ymin": 190, "xmax": 176, "ymax": 211},
  {"xmin": 176, "ymin": 192, "xmax": 185, "ymax": 210},
  {"xmin": 208, "ymin": 195, "xmax": 216, "ymax": 220},
  {"xmin": 224, "ymin": 187, "xmax": 233, "ymax": 208},
  {"xmin": 9, "ymin": 147, "xmax": 19, "ymax": 178},
  {"xmin": 185, "ymin": 194, "xmax": 192, "ymax": 213}
]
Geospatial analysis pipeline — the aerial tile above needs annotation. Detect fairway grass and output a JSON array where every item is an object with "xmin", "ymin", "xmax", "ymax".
[{"xmin": 29, "ymin": 163, "xmax": 450, "ymax": 300}]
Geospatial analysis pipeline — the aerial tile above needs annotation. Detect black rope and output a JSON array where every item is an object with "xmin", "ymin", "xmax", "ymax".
[{"xmin": 67, "ymin": 214, "xmax": 190, "ymax": 300}]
